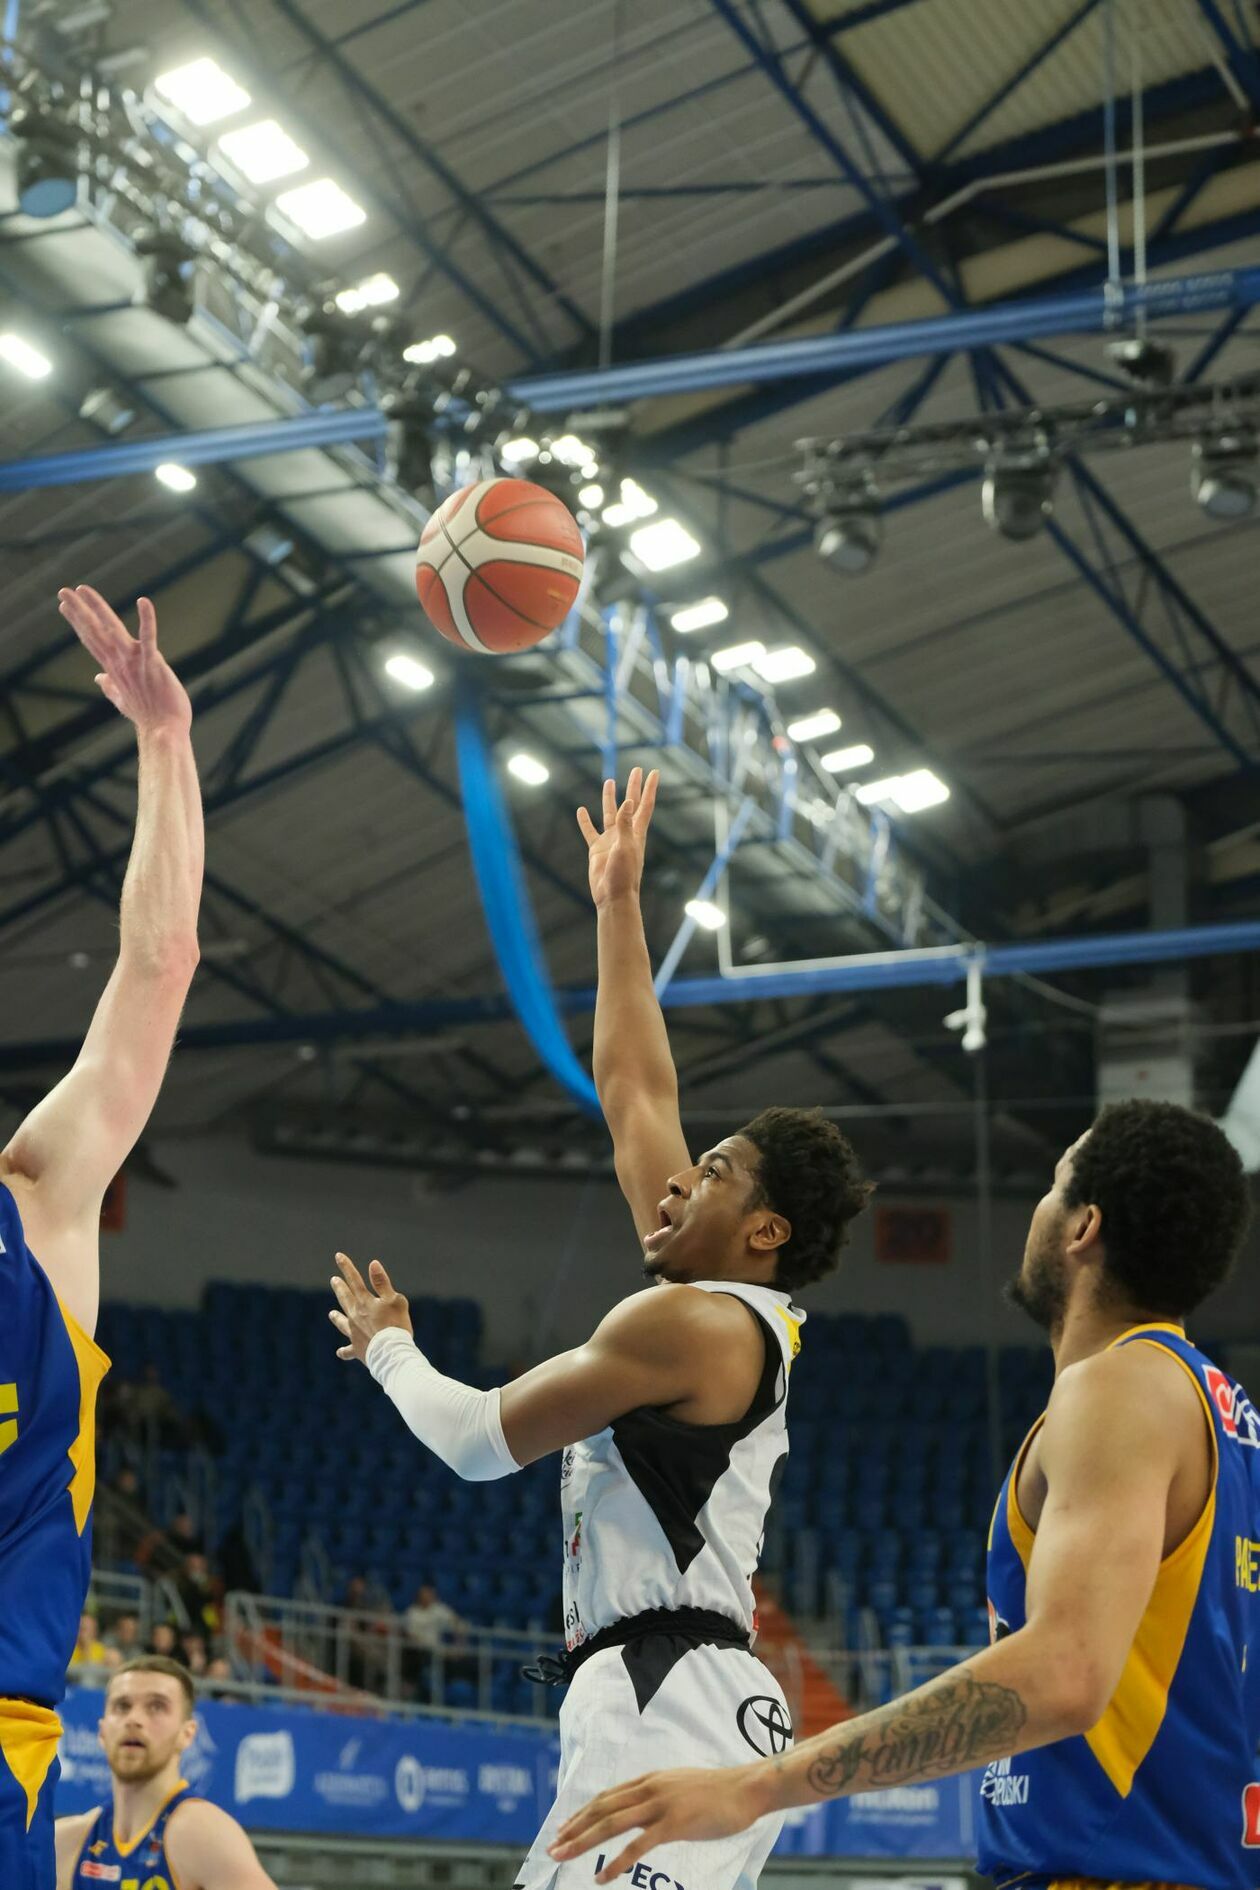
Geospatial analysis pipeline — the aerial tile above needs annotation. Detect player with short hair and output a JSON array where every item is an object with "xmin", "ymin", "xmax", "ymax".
[
  {"xmin": 55, "ymin": 1658, "xmax": 276, "ymax": 1890},
  {"xmin": 547, "ymin": 1100, "xmax": 1260, "ymax": 1890},
  {"xmin": 0, "ymin": 589, "xmax": 203, "ymax": 1890},
  {"xmin": 329, "ymin": 768, "xmax": 872, "ymax": 1890}
]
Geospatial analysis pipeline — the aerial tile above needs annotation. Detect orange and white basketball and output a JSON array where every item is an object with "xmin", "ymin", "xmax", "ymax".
[{"xmin": 415, "ymin": 477, "xmax": 585, "ymax": 655}]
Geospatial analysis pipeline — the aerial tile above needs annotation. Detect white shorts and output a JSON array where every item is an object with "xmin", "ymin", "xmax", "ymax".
[{"xmin": 517, "ymin": 1637, "xmax": 790, "ymax": 1890}]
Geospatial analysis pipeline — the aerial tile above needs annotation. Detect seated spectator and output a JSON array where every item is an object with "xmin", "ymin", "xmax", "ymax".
[
  {"xmin": 182, "ymin": 1632, "xmax": 209, "ymax": 1680},
  {"xmin": 175, "ymin": 1552, "xmax": 221, "ymax": 1637},
  {"xmin": 204, "ymin": 1655, "xmax": 234, "ymax": 1700},
  {"xmin": 216, "ymin": 1517, "xmax": 259, "ymax": 1594},
  {"xmin": 148, "ymin": 1620, "xmax": 186, "ymax": 1665},
  {"xmin": 168, "ymin": 1510, "xmax": 205, "ymax": 1558},
  {"xmin": 339, "ymin": 1574, "xmax": 390, "ymax": 1693},
  {"xmin": 403, "ymin": 1582, "xmax": 475, "ymax": 1699},
  {"xmin": 101, "ymin": 1611, "xmax": 142, "ymax": 1663},
  {"xmin": 68, "ymin": 1612, "xmax": 109, "ymax": 1674},
  {"xmin": 130, "ymin": 1362, "xmax": 189, "ymax": 1448},
  {"xmin": 94, "ymin": 1464, "xmax": 157, "ymax": 1566}
]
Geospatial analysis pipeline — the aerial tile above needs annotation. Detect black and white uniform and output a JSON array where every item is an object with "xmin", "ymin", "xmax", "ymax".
[{"xmin": 519, "ymin": 1280, "xmax": 804, "ymax": 1890}]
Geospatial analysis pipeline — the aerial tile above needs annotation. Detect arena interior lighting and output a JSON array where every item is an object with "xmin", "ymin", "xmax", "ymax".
[
  {"xmin": 403, "ymin": 334, "xmax": 457, "ymax": 365},
  {"xmin": 275, "ymin": 178, "xmax": 366, "ymax": 240},
  {"xmin": 79, "ymin": 385, "xmax": 136, "ymax": 434},
  {"xmin": 787, "ymin": 708, "xmax": 841, "ymax": 743},
  {"xmin": 549, "ymin": 434, "xmax": 596, "ymax": 467},
  {"xmin": 1192, "ymin": 434, "xmax": 1257, "ymax": 520},
  {"xmin": 709, "ymin": 640, "xmax": 765, "ymax": 674},
  {"xmin": 628, "ymin": 518, "xmax": 700, "ymax": 572},
  {"xmin": 335, "ymin": 274, "xmax": 400, "ymax": 315},
  {"xmin": 685, "ymin": 899, "xmax": 726, "ymax": 931},
  {"xmin": 217, "ymin": 119, "xmax": 309, "ymax": 185},
  {"xmin": 499, "ymin": 437, "xmax": 539, "ymax": 464},
  {"xmin": 13, "ymin": 115, "xmax": 79, "ymax": 218},
  {"xmin": 602, "ymin": 479, "xmax": 658, "ymax": 528},
  {"xmin": 670, "ymin": 597, "xmax": 728, "ymax": 633},
  {"xmin": 982, "ymin": 458, "xmax": 1057, "ymax": 541},
  {"xmin": 0, "ymin": 333, "xmax": 53, "ymax": 380},
  {"xmin": 578, "ymin": 483, "xmax": 605, "ymax": 509},
  {"xmin": 821, "ymin": 742, "xmax": 875, "ymax": 774},
  {"xmin": 383, "ymin": 652, "xmax": 435, "ymax": 692},
  {"xmin": 153, "ymin": 57, "xmax": 251, "ymax": 126},
  {"xmin": 507, "ymin": 752, "xmax": 550, "ymax": 787},
  {"xmin": 154, "ymin": 462, "xmax": 196, "ymax": 493},
  {"xmin": 754, "ymin": 645, "xmax": 815, "ymax": 684},
  {"xmin": 857, "ymin": 769, "xmax": 950, "ymax": 813}
]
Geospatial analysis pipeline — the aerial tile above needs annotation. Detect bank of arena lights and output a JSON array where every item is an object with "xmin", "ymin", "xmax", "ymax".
[{"xmin": 798, "ymin": 374, "xmax": 1260, "ymax": 569}]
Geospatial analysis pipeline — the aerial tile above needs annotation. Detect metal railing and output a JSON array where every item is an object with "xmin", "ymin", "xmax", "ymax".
[{"xmin": 223, "ymin": 1591, "xmax": 555, "ymax": 1722}]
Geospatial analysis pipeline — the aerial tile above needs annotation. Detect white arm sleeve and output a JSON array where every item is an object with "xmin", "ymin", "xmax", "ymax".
[{"xmin": 365, "ymin": 1329, "xmax": 520, "ymax": 1482}]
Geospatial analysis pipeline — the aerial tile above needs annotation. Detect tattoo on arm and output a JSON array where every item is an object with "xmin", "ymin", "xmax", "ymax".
[{"xmin": 804, "ymin": 1673, "xmax": 1028, "ymax": 1799}]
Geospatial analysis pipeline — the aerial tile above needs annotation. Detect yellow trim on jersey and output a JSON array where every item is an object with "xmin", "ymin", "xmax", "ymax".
[
  {"xmin": 0, "ymin": 1698, "xmax": 61, "ymax": 1830},
  {"xmin": 771, "ymin": 1303, "xmax": 802, "ymax": 1367},
  {"xmin": 1104, "ymin": 1321, "xmax": 1188, "ymax": 1348},
  {"xmin": 111, "ymin": 1778, "xmax": 190, "ymax": 1857},
  {"xmin": 0, "ymin": 1380, "xmax": 17, "ymax": 1456},
  {"xmin": 1004, "ymin": 1416, "xmax": 1044, "ymax": 1569},
  {"xmin": 1047, "ymin": 1879, "xmax": 1202, "ymax": 1889},
  {"xmin": 56, "ymin": 1298, "xmax": 110, "ymax": 1536},
  {"xmin": 1083, "ymin": 1341, "xmax": 1217, "ymax": 1797}
]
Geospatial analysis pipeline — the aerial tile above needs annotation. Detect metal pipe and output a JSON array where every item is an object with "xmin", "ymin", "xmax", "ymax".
[
  {"xmin": 508, "ymin": 267, "xmax": 1260, "ymax": 409},
  {"xmin": 0, "ymin": 408, "xmax": 390, "ymax": 491}
]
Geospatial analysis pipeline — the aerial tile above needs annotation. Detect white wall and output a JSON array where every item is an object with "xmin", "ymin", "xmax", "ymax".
[{"xmin": 101, "ymin": 1134, "xmax": 1260, "ymax": 1366}]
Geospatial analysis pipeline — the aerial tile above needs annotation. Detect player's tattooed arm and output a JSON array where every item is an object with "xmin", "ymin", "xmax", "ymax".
[{"xmin": 795, "ymin": 1671, "xmax": 1028, "ymax": 1798}]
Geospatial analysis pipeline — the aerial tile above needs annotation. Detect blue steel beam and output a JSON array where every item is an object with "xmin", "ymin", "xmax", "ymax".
[
  {"xmin": 4, "ymin": 917, "xmax": 1259, "ymax": 1066},
  {"xmin": 774, "ymin": 0, "xmax": 923, "ymax": 178},
  {"xmin": 511, "ymin": 266, "xmax": 1260, "ymax": 408},
  {"xmin": 0, "ymin": 410, "xmax": 390, "ymax": 491},
  {"xmin": 932, "ymin": 0, "xmax": 1107, "ymax": 164},
  {"xmin": 1193, "ymin": 0, "xmax": 1260, "ymax": 110}
]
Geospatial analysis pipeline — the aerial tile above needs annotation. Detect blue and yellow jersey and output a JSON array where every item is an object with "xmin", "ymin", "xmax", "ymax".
[
  {"xmin": 977, "ymin": 1324, "xmax": 1260, "ymax": 1889},
  {"xmin": 0, "ymin": 1180, "xmax": 108, "ymax": 1740},
  {"xmin": 70, "ymin": 1781, "xmax": 195, "ymax": 1890}
]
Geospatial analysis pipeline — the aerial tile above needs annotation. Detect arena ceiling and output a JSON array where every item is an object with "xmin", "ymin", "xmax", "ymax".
[{"xmin": 1, "ymin": 0, "xmax": 1258, "ymax": 1190}]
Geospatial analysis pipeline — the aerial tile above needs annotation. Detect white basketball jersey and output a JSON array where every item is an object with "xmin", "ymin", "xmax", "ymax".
[{"xmin": 559, "ymin": 1280, "xmax": 804, "ymax": 1650}]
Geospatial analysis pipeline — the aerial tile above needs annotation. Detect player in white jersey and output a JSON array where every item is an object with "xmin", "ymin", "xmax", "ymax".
[{"xmin": 329, "ymin": 770, "xmax": 872, "ymax": 1890}]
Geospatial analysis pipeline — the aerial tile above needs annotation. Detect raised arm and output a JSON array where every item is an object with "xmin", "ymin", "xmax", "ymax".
[
  {"xmin": 548, "ymin": 1343, "xmax": 1195, "ymax": 1878},
  {"xmin": 577, "ymin": 768, "xmax": 691, "ymax": 1242},
  {"xmin": 2, "ymin": 588, "xmax": 202, "ymax": 1332}
]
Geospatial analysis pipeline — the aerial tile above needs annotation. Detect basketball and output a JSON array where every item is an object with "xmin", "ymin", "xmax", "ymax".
[{"xmin": 415, "ymin": 477, "xmax": 585, "ymax": 655}]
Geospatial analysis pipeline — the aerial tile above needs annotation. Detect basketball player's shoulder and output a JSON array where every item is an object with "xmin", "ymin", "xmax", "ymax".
[
  {"xmin": 602, "ymin": 1283, "xmax": 760, "ymax": 1355},
  {"xmin": 54, "ymin": 1807, "xmax": 98, "ymax": 1886},
  {"xmin": 165, "ymin": 1793, "xmax": 271, "ymax": 1885},
  {"xmin": 1047, "ymin": 1338, "xmax": 1202, "ymax": 1444}
]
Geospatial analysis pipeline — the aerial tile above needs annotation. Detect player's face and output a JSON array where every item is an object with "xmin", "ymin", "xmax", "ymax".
[
  {"xmin": 1007, "ymin": 1138, "xmax": 1083, "ymax": 1331},
  {"xmin": 99, "ymin": 1673, "xmax": 194, "ymax": 1785},
  {"xmin": 642, "ymin": 1136, "xmax": 768, "ymax": 1283}
]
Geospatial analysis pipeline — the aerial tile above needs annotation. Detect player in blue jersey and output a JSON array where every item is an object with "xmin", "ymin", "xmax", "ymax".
[
  {"xmin": 54, "ymin": 1658, "xmax": 274, "ymax": 1890},
  {"xmin": 548, "ymin": 1099, "xmax": 1260, "ymax": 1890},
  {"xmin": 0, "ymin": 587, "xmax": 203, "ymax": 1890}
]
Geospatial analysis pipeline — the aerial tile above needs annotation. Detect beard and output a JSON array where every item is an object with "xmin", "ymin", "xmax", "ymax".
[
  {"xmin": 108, "ymin": 1743, "xmax": 170, "ymax": 1785},
  {"xmin": 1005, "ymin": 1241, "xmax": 1068, "ymax": 1332}
]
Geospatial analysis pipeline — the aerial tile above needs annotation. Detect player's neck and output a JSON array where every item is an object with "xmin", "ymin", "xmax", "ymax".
[
  {"xmin": 1051, "ymin": 1299, "xmax": 1182, "ymax": 1375},
  {"xmin": 112, "ymin": 1764, "xmax": 183, "ymax": 1844}
]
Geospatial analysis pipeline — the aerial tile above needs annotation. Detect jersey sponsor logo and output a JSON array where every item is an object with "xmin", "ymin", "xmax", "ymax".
[
  {"xmin": 595, "ymin": 1856, "xmax": 686, "ymax": 1890},
  {"xmin": 987, "ymin": 1600, "xmax": 1013, "ymax": 1643},
  {"xmin": 736, "ymin": 1694, "xmax": 793, "ymax": 1756},
  {"xmin": 79, "ymin": 1866, "xmax": 122, "ymax": 1882},
  {"xmin": 1203, "ymin": 1367, "xmax": 1260, "ymax": 1448},
  {"xmin": 980, "ymin": 1756, "xmax": 1030, "ymax": 1807},
  {"xmin": 1244, "ymin": 1781, "xmax": 1260, "ymax": 1847}
]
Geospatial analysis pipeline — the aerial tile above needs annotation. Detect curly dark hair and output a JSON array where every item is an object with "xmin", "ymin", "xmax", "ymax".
[
  {"xmin": 739, "ymin": 1105, "xmax": 873, "ymax": 1293},
  {"xmin": 1065, "ymin": 1100, "xmax": 1251, "ymax": 1318}
]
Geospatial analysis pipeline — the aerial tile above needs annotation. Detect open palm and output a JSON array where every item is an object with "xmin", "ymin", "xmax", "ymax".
[
  {"xmin": 58, "ymin": 586, "xmax": 192, "ymax": 736},
  {"xmin": 576, "ymin": 767, "xmax": 660, "ymax": 908}
]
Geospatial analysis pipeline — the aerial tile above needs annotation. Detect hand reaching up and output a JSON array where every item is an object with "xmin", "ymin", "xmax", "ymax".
[
  {"xmin": 58, "ymin": 586, "xmax": 192, "ymax": 737},
  {"xmin": 576, "ymin": 766, "xmax": 660, "ymax": 909}
]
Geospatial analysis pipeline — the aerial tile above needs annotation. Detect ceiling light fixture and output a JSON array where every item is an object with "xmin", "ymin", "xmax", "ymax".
[
  {"xmin": 787, "ymin": 708, "xmax": 841, "ymax": 743},
  {"xmin": 154, "ymin": 57, "xmax": 250, "ymax": 126},
  {"xmin": 217, "ymin": 119, "xmax": 308, "ymax": 185},
  {"xmin": 670, "ymin": 597, "xmax": 728, "ymax": 633}
]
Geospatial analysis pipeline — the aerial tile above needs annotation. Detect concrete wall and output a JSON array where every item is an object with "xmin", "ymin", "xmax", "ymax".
[{"xmin": 98, "ymin": 1134, "xmax": 1260, "ymax": 1369}]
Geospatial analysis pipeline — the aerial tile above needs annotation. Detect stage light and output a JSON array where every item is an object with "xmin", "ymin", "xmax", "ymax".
[
  {"xmin": 754, "ymin": 645, "xmax": 814, "ymax": 684},
  {"xmin": 154, "ymin": 57, "xmax": 250, "ymax": 127},
  {"xmin": 335, "ymin": 273, "xmax": 399, "ymax": 315},
  {"xmin": 155, "ymin": 463, "xmax": 196, "ymax": 493},
  {"xmin": 384, "ymin": 652, "xmax": 435, "ymax": 692},
  {"xmin": 685, "ymin": 899, "xmax": 726, "ymax": 931},
  {"xmin": 1192, "ymin": 434, "xmax": 1257, "ymax": 521},
  {"xmin": 628, "ymin": 518, "xmax": 700, "ymax": 571},
  {"xmin": 787, "ymin": 709, "xmax": 840, "ymax": 743},
  {"xmin": 815, "ymin": 493, "xmax": 881, "ymax": 574},
  {"xmin": 0, "ymin": 333, "xmax": 52, "ymax": 380},
  {"xmin": 821, "ymin": 743, "xmax": 874, "ymax": 774},
  {"xmin": 710, "ymin": 641, "xmax": 765, "ymax": 674},
  {"xmin": 507, "ymin": 752, "xmax": 550, "ymax": 786},
  {"xmin": 302, "ymin": 310, "xmax": 367, "ymax": 402},
  {"xmin": 982, "ymin": 458, "xmax": 1056, "ymax": 541},
  {"xmin": 499, "ymin": 437, "xmax": 539, "ymax": 465},
  {"xmin": 137, "ymin": 233, "xmax": 198, "ymax": 325}
]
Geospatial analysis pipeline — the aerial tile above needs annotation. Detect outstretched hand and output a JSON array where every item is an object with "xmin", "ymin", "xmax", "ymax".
[
  {"xmin": 329, "ymin": 1253, "xmax": 414, "ymax": 1364},
  {"xmin": 576, "ymin": 766, "xmax": 660, "ymax": 909},
  {"xmin": 58, "ymin": 586, "xmax": 192, "ymax": 736},
  {"xmin": 548, "ymin": 1764, "xmax": 766, "ymax": 1881}
]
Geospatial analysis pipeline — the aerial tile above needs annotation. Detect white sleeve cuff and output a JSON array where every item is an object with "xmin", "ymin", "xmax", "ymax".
[{"xmin": 365, "ymin": 1328, "xmax": 519, "ymax": 1482}]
